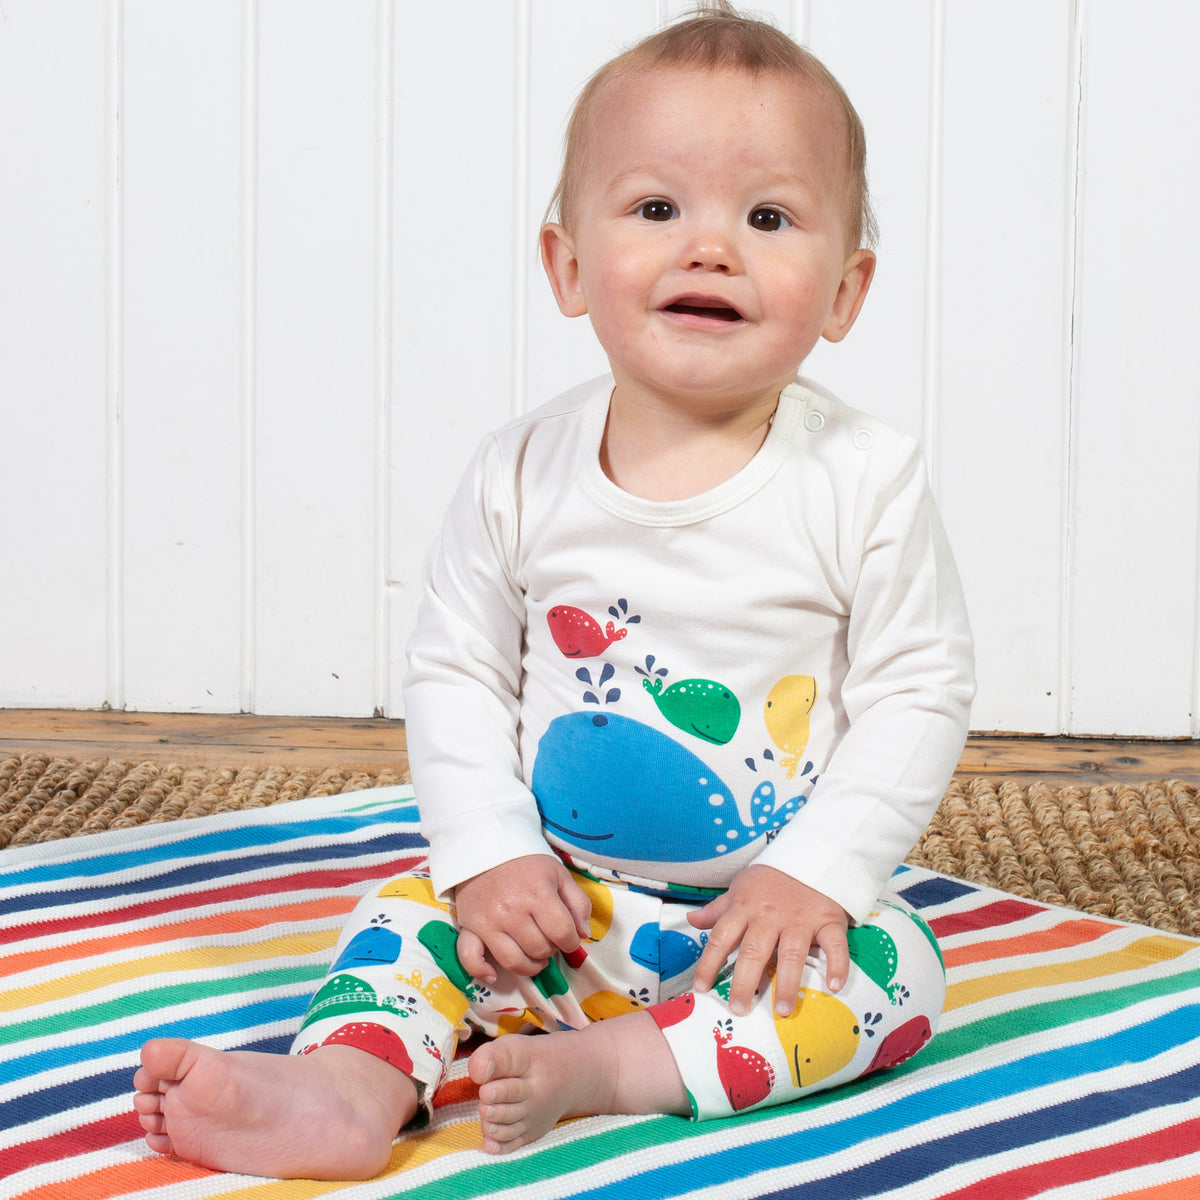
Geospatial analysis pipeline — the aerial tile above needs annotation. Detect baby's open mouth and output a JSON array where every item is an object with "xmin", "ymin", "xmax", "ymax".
[{"xmin": 664, "ymin": 301, "xmax": 743, "ymax": 322}]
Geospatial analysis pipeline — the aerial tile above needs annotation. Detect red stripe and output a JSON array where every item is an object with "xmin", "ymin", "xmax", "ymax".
[
  {"xmin": 0, "ymin": 856, "xmax": 424, "ymax": 948},
  {"xmin": 0, "ymin": 1111, "xmax": 143, "ymax": 1179},
  {"xmin": 1, "ymin": 1057, "xmax": 475, "ymax": 1185},
  {"xmin": 937, "ymin": 1115, "xmax": 1200, "ymax": 1200},
  {"xmin": 928, "ymin": 898, "xmax": 1048, "ymax": 938}
]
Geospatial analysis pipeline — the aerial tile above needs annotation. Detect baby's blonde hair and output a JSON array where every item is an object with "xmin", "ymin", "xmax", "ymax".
[{"xmin": 547, "ymin": 1, "xmax": 877, "ymax": 252}]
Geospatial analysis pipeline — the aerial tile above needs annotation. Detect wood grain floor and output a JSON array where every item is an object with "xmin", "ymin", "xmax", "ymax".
[{"xmin": 3, "ymin": 709, "xmax": 1199, "ymax": 786}]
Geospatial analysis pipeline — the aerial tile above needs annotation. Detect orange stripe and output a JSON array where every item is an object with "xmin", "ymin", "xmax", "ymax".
[
  {"xmin": 164, "ymin": 1118, "xmax": 486, "ymax": 1200},
  {"xmin": 942, "ymin": 917, "xmax": 1117, "ymax": 968},
  {"xmin": 1108, "ymin": 1178, "xmax": 1200, "ymax": 1200},
  {"xmin": 11, "ymin": 1154, "xmax": 213, "ymax": 1200},
  {"xmin": 945, "ymin": 934, "xmax": 1197, "ymax": 1010},
  {"xmin": 1, "ymin": 896, "xmax": 356, "ymax": 977}
]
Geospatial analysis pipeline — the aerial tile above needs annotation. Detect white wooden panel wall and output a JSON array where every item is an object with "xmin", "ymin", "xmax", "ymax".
[{"xmin": 2, "ymin": 1, "xmax": 1198, "ymax": 737}]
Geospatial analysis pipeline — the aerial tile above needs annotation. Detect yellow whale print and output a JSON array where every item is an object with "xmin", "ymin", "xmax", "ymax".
[
  {"xmin": 378, "ymin": 876, "xmax": 452, "ymax": 912},
  {"xmin": 581, "ymin": 988, "xmax": 647, "ymax": 1022},
  {"xmin": 395, "ymin": 968, "xmax": 470, "ymax": 1027},
  {"xmin": 764, "ymin": 675, "xmax": 817, "ymax": 779},
  {"xmin": 771, "ymin": 983, "xmax": 861, "ymax": 1088},
  {"xmin": 572, "ymin": 872, "xmax": 616, "ymax": 942},
  {"xmin": 495, "ymin": 1007, "xmax": 547, "ymax": 1035}
]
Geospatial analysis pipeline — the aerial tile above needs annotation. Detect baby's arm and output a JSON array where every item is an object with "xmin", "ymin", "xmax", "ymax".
[
  {"xmin": 752, "ymin": 435, "xmax": 974, "ymax": 930},
  {"xmin": 691, "ymin": 434, "xmax": 973, "ymax": 1018},
  {"xmin": 688, "ymin": 866, "xmax": 848, "ymax": 1017},
  {"xmin": 405, "ymin": 437, "xmax": 554, "ymax": 902},
  {"xmin": 454, "ymin": 855, "xmax": 591, "ymax": 982}
]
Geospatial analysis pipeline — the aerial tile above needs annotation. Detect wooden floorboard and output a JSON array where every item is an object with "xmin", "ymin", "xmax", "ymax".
[
  {"xmin": 3, "ymin": 709, "xmax": 1199, "ymax": 785},
  {"xmin": 0, "ymin": 709, "xmax": 408, "ymax": 771},
  {"xmin": 956, "ymin": 734, "xmax": 1200, "ymax": 785}
]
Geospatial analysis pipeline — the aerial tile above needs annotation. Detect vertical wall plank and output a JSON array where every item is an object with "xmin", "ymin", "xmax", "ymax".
[
  {"xmin": 522, "ymin": 0, "xmax": 649, "ymax": 409},
  {"xmin": 385, "ymin": 0, "xmax": 523, "ymax": 713},
  {"xmin": 3, "ymin": 0, "xmax": 1199, "ymax": 732},
  {"xmin": 252, "ymin": 1, "xmax": 378, "ymax": 715},
  {"xmin": 803, "ymin": 1, "xmax": 932, "ymax": 440},
  {"xmin": 0, "ymin": 2, "xmax": 109, "ymax": 708},
  {"xmin": 121, "ymin": 0, "xmax": 244, "ymax": 711},
  {"xmin": 1068, "ymin": 1, "xmax": 1200, "ymax": 735},
  {"xmin": 935, "ymin": 3, "xmax": 1073, "ymax": 733}
]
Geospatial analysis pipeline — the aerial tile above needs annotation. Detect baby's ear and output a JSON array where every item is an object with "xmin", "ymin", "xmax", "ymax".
[
  {"xmin": 821, "ymin": 248, "xmax": 876, "ymax": 344},
  {"xmin": 540, "ymin": 223, "xmax": 588, "ymax": 318}
]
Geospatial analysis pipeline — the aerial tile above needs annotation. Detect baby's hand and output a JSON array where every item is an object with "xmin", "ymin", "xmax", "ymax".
[
  {"xmin": 687, "ymin": 865, "xmax": 849, "ymax": 1018},
  {"xmin": 452, "ymin": 855, "xmax": 591, "ymax": 984}
]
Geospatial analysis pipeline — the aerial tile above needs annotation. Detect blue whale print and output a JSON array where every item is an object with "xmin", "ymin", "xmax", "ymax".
[
  {"xmin": 630, "ymin": 922, "xmax": 707, "ymax": 979},
  {"xmin": 331, "ymin": 926, "xmax": 403, "ymax": 974},
  {"xmin": 531, "ymin": 711, "xmax": 806, "ymax": 862}
]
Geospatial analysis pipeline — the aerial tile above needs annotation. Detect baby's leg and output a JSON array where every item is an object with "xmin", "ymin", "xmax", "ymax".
[
  {"xmin": 650, "ymin": 892, "xmax": 946, "ymax": 1119},
  {"xmin": 469, "ymin": 1010, "xmax": 690, "ymax": 1154},
  {"xmin": 133, "ymin": 1040, "xmax": 418, "ymax": 1180},
  {"xmin": 134, "ymin": 870, "xmax": 465, "ymax": 1179}
]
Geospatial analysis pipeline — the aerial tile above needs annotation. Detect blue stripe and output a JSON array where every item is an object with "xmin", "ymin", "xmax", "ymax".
[
  {"xmin": 3, "ymin": 829, "xmax": 426, "ymax": 915},
  {"xmin": 563, "ymin": 1004, "xmax": 1200, "ymax": 1199},
  {"xmin": 0, "ymin": 805, "xmax": 420, "ymax": 887},
  {"xmin": 897, "ymin": 877, "xmax": 977, "ymax": 908},
  {"xmin": 0, "ymin": 995, "xmax": 310, "ymax": 1089},
  {"xmin": 758, "ymin": 1061, "xmax": 1200, "ymax": 1199},
  {"xmin": 0, "ymin": 1033, "xmax": 293, "ymax": 1133}
]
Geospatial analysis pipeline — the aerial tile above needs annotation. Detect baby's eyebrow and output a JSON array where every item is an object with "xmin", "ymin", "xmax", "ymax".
[
  {"xmin": 605, "ymin": 163, "xmax": 822, "ymax": 200},
  {"xmin": 603, "ymin": 165, "xmax": 666, "ymax": 195}
]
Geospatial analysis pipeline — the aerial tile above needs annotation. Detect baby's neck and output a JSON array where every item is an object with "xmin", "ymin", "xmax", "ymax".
[{"xmin": 600, "ymin": 386, "xmax": 780, "ymax": 502}]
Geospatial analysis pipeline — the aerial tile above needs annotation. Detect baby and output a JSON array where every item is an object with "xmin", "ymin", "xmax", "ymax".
[{"xmin": 134, "ymin": 1, "xmax": 973, "ymax": 1180}]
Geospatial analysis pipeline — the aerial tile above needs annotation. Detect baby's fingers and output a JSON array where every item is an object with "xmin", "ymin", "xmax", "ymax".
[
  {"xmin": 724, "ymin": 926, "xmax": 779, "ymax": 1016},
  {"xmin": 817, "ymin": 922, "xmax": 850, "ymax": 993},
  {"xmin": 560, "ymin": 876, "xmax": 593, "ymax": 942},
  {"xmin": 538, "ymin": 890, "xmax": 585, "ymax": 955},
  {"xmin": 457, "ymin": 929, "xmax": 495, "ymax": 984},
  {"xmin": 690, "ymin": 911, "xmax": 738, "ymax": 995},
  {"xmin": 770, "ymin": 929, "xmax": 813, "ymax": 1016}
]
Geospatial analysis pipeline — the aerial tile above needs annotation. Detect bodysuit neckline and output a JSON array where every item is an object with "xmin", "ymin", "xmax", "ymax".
[{"xmin": 579, "ymin": 382, "xmax": 811, "ymax": 528}]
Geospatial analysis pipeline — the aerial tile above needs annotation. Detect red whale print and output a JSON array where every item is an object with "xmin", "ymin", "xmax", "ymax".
[
  {"xmin": 864, "ymin": 1014, "xmax": 933, "ymax": 1075},
  {"xmin": 548, "ymin": 606, "xmax": 628, "ymax": 658},
  {"xmin": 713, "ymin": 1021, "xmax": 775, "ymax": 1111}
]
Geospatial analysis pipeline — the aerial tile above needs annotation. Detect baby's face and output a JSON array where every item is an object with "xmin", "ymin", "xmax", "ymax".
[{"xmin": 545, "ymin": 66, "xmax": 872, "ymax": 414}]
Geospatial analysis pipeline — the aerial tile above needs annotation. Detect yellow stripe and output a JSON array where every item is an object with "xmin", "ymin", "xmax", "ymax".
[
  {"xmin": 190, "ymin": 1179, "xmax": 354, "ymax": 1200},
  {"xmin": 205, "ymin": 1120, "xmax": 485, "ymax": 1200},
  {"xmin": 945, "ymin": 934, "xmax": 1197, "ymax": 1011},
  {"xmin": 0, "ymin": 930, "xmax": 339, "ymax": 1012}
]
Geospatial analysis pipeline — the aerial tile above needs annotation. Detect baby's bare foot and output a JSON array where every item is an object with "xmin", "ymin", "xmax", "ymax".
[
  {"xmin": 469, "ymin": 1032, "xmax": 599, "ymax": 1153},
  {"xmin": 468, "ymin": 1012, "xmax": 689, "ymax": 1155},
  {"xmin": 133, "ymin": 1038, "xmax": 418, "ymax": 1180}
]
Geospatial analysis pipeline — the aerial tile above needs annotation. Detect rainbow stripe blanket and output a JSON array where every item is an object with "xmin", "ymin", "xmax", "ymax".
[{"xmin": 4, "ymin": 786, "xmax": 1200, "ymax": 1199}]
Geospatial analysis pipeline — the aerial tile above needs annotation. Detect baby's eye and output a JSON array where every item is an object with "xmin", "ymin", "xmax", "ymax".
[
  {"xmin": 639, "ymin": 199, "xmax": 676, "ymax": 222},
  {"xmin": 749, "ymin": 207, "xmax": 790, "ymax": 232}
]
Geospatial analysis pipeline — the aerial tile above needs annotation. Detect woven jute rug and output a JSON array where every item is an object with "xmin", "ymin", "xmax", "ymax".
[{"xmin": 3, "ymin": 752, "xmax": 1198, "ymax": 938}]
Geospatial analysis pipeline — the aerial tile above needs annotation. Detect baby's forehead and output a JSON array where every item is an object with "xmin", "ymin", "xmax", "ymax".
[
  {"xmin": 587, "ymin": 64, "xmax": 848, "ymax": 159},
  {"xmin": 584, "ymin": 64, "xmax": 851, "ymax": 176},
  {"xmin": 598, "ymin": 62, "xmax": 839, "ymax": 123}
]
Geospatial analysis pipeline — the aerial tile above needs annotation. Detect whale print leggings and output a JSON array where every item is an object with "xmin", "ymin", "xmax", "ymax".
[{"xmin": 290, "ymin": 862, "xmax": 946, "ymax": 1123}]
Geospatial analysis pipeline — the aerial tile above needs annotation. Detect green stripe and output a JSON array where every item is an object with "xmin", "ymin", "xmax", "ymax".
[
  {"xmin": 340, "ymin": 796, "xmax": 419, "ymax": 816},
  {"xmin": 926, "ymin": 961, "xmax": 1200, "ymax": 1065},
  {"xmin": 401, "ymin": 1114, "xmax": 694, "ymax": 1200},
  {"xmin": 388, "ymin": 961, "xmax": 1200, "ymax": 1199},
  {"xmin": 0, "ymin": 964, "xmax": 323, "ymax": 1046}
]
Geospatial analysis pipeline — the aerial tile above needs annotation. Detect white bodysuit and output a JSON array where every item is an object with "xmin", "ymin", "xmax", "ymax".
[
  {"xmin": 292, "ymin": 376, "xmax": 973, "ymax": 1122},
  {"xmin": 404, "ymin": 375, "xmax": 974, "ymax": 920}
]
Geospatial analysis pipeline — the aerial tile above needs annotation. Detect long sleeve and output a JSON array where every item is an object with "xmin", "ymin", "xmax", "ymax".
[
  {"xmin": 402, "ymin": 379, "xmax": 974, "ymax": 921},
  {"xmin": 752, "ymin": 437, "xmax": 975, "ymax": 921},
  {"xmin": 402, "ymin": 435, "xmax": 555, "ymax": 902}
]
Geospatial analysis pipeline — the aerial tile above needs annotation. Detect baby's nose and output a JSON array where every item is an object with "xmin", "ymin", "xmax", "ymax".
[{"xmin": 683, "ymin": 228, "xmax": 740, "ymax": 273}]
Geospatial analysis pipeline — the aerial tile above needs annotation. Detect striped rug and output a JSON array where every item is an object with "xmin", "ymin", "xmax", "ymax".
[{"xmin": 3, "ymin": 787, "xmax": 1199, "ymax": 1199}]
